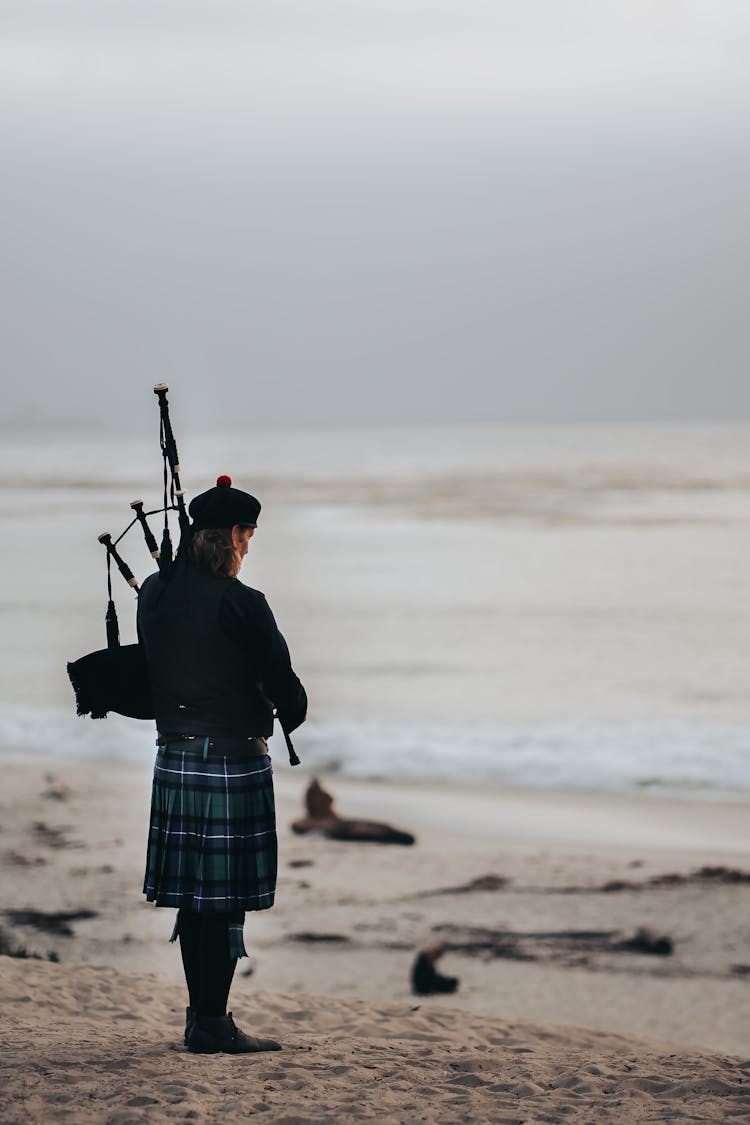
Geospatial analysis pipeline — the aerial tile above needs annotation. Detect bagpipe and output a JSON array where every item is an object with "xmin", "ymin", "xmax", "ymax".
[
  {"xmin": 66, "ymin": 384, "xmax": 185, "ymax": 721},
  {"xmin": 66, "ymin": 386, "xmax": 302, "ymax": 765}
]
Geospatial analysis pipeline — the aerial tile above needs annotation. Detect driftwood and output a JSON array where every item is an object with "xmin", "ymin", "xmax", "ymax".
[
  {"xmin": 291, "ymin": 779, "xmax": 416, "ymax": 846},
  {"xmin": 432, "ymin": 923, "xmax": 674, "ymax": 963}
]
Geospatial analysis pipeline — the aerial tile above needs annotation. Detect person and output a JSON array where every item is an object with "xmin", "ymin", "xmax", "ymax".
[{"xmin": 137, "ymin": 474, "xmax": 307, "ymax": 1054}]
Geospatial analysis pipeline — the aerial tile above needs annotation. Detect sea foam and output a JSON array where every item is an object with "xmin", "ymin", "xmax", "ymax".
[{"xmin": 1, "ymin": 703, "xmax": 747, "ymax": 801}]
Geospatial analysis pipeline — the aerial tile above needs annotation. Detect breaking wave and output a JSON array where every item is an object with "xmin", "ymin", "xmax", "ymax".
[{"xmin": 1, "ymin": 704, "xmax": 748, "ymax": 801}]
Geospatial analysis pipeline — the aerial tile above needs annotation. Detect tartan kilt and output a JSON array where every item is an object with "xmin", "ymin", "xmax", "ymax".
[{"xmin": 143, "ymin": 743, "xmax": 277, "ymax": 912}]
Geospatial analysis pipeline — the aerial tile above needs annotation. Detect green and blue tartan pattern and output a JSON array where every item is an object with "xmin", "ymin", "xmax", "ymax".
[{"xmin": 143, "ymin": 744, "xmax": 277, "ymax": 912}]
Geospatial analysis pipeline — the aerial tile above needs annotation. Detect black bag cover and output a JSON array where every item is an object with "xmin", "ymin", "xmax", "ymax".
[{"xmin": 67, "ymin": 644, "xmax": 154, "ymax": 720}]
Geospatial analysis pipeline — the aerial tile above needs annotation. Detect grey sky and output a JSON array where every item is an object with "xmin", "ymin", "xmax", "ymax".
[{"xmin": 2, "ymin": 1, "xmax": 749, "ymax": 429}]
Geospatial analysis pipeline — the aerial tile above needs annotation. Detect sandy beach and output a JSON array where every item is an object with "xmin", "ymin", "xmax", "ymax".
[
  {"xmin": 3, "ymin": 959, "xmax": 749, "ymax": 1125},
  {"xmin": 2, "ymin": 751, "xmax": 749, "ymax": 1122}
]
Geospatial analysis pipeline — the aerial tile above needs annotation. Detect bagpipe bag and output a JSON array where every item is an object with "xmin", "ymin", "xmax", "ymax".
[{"xmin": 67, "ymin": 643, "xmax": 154, "ymax": 721}]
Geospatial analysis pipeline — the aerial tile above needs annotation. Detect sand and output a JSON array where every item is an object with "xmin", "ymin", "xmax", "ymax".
[
  {"xmin": 2, "ymin": 958, "xmax": 749, "ymax": 1124},
  {"xmin": 1, "ymin": 750, "xmax": 749, "ymax": 1122}
]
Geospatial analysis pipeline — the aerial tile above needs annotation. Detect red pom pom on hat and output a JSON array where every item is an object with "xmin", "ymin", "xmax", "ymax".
[{"xmin": 216, "ymin": 474, "xmax": 232, "ymax": 488}]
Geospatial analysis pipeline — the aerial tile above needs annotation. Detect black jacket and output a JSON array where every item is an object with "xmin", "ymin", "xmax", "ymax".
[{"xmin": 137, "ymin": 559, "xmax": 307, "ymax": 739}]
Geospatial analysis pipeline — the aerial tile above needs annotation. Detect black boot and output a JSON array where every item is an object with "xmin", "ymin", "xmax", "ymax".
[
  {"xmin": 187, "ymin": 1012, "xmax": 281, "ymax": 1054},
  {"xmin": 184, "ymin": 1006, "xmax": 196, "ymax": 1045}
]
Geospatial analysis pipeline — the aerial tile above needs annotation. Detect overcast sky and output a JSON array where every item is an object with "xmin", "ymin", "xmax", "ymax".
[{"xmin": 2, "ymin": 1, "xmax": 750, "ymax": 430}]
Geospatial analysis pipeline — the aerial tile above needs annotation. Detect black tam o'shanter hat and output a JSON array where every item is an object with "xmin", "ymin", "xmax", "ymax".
[{"xmin": 189, "ymin": 475, "xmax": 261, "ymax": 531}]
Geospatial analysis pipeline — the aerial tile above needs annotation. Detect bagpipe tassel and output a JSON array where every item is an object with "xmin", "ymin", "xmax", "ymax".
[
  {"xmin": 105, "ymin": 599, "xmax": 120, "ymax": 650},
  {"xmin": 158, "ymin": 528, "xmax": 173, "ymax": 577}
]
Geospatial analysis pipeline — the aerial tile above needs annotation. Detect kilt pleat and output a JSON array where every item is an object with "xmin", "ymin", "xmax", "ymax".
[{"xmin": 143, "ymin": 744, "xmax": 277, "ymax": 912}]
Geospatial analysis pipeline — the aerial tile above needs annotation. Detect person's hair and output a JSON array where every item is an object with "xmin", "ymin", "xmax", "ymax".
[{"xmin": 190, "ymin": 527, "xmax": 242, "ymax": 578}]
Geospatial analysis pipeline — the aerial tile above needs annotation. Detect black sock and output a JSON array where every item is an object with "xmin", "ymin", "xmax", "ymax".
[
  {"xmin": 177, "ymin": 907, "xmax": 202, "ymax": 1011},
  {"xmin": 198, "ymin": 913, "xmax": 238, "ymax": 1018}
]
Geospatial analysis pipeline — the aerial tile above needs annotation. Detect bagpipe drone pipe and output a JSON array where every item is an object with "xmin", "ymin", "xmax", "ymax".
[{"xmin": 66, "ymin": 384, "xmax": 185, "ymax": 721}]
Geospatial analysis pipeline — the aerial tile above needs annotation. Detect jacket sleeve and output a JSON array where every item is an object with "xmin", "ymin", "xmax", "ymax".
[{"xmin": 221, "ymin": 584, "xmax": 308, "ymax": 733}]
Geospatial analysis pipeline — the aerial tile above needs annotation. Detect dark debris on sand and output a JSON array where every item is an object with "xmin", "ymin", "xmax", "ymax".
[
  {"xmin": 287, "ymin": 931, "xmax": 352, "ymax": 944},
  {"xmin": 3, "ymin": 850, "xmax": 47, "ymax": 867},
  {"xmin": 591, "ymin": 866, "xmax": 750, "ymax": 894},
  {"xmin": 417, "ymin": 874, "xmax": 510, "ymax": 896},
  {"xmin": 5, "ymin": 908, "xmax": 98, "ymax": 937},
  {"xmin": 31, "ymin": 821, "xmax": 84, "ymax": 849},
  {"xmin": 413, "ymin": 865, "xmax": 750, "ymax": 899},
  {"xmin": 431, "ymin": 923, "xmax": 675, "ymax": 963},
  {"xmin": 0, "ymin": 925, "xmax": 60, "ymax": 962}
]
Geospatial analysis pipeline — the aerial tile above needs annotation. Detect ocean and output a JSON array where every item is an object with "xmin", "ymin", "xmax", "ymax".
[{"xmin": 1, "ymin": 421, "xmax": 749, "ymax": 799}]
